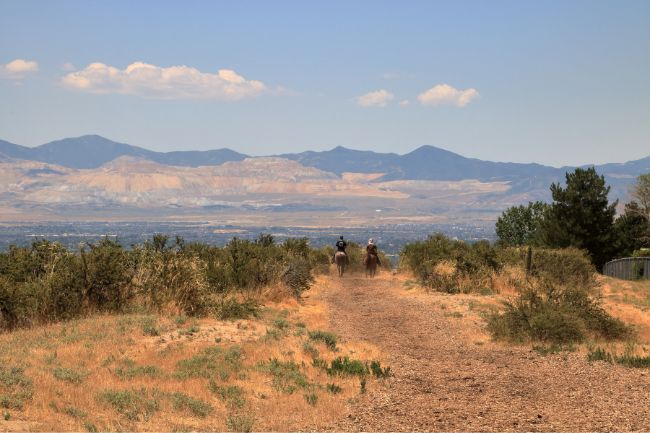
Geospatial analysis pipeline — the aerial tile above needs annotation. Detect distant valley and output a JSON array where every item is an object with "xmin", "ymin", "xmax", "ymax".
[{"xmin": 1, "ymin": 135, "xmax": 648, "ymax": 226}]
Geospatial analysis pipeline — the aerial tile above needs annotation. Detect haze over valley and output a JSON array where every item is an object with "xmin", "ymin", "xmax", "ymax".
[{"xmin": 1, "ymin": 135, "xmax": 648, "ymax": 228}]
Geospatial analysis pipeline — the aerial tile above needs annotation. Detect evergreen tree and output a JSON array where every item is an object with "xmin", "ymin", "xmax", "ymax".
[
  {"xmin": 613, "ymin": 201, "xmax": 650, "ymax": 257},
  {"xmin": 495, "ymin": 201, "xmax": 547, "ymax": 246},
  {"xmin": 629, "ymin": 173, "xmax": 650, "ymax": 244},
  {"xmin": 539, "ymin": 167, "xmax": 617, "ymax": 270}
]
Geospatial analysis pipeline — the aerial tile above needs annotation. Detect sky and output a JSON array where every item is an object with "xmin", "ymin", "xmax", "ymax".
[{"xmin": 0, "ymin": 0, "xmax": 649, "ymax": 166}]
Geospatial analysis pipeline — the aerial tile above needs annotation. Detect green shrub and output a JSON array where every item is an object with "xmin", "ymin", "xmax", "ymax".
[
  {"xmin": 302, "ymin": 342, "xmax": 319, "ymax": 358},
  {"xmin": 0, "ymin": 234, "xmax": 323, "ymax": 331},
  {"xmin": 208, "ymin": 382, "xmax": 245, "ymax": 408},
  {"xmin": 0, "ymin": 276, "xmax": 39, "ymax": 330},
  {"xmin": 528, "ymin": 248, "xmax": 595, "ymax": 288},
  {"xmin": 170, "ymin": 392, "xmax": 213, "ymax": 418},
  {"xmin": 487, "ymin": 282, "xmax": 629, "ymax": 344},
  {"xmin": 97, "ymin": 388, "xmax": 161, "ymax": 421},
  {"xmin": 304, "ymin": 392, "xmax": 318, "ymax": 406},
  {"xmin": 174, "ymin": 346, "xmax": 241, "ymax": 380},
  {"xmin": 369, "ymin": 361, "xmax": 391, "ymax": 378},
  {"xmin": 114, "ymin": 359, "xmax": 162, "ymax": 380},
  {"xmin": 326, "ymin": 383, "xmax": 342, "ymax": 394},
  {"xmin": 259, "ymin": 358, "xmax": 312, "ymax": 394},
  {"xmin": 399, "ymin": 234, "xmax": 501, "ymax": 294},
  {"xmin": 308, "ymin": 330, "xmax": 337, "ymax": 351},
  {"xmin": 53, "ymin": 367, "xmax": 87, "ymax": 384},
  {"xmin": 225, "ymin": 412, "xmax": 255, "ymax": 432},
  {"xmin": 82, "ymin": 238, "xmax": 134, "ymax": 312},
  {"xmin": 0, "ymin": 366, "xmax": 33, "ymax": 410},
  {"xmin": 282, "ymin": 258, "xmax": 314, "ymax": 299},
  {"xmin": 326, "ymin": 357, "xmax": 367, "ymax": 377},
  {"xmin": 588, "ymin": 346, "xmax": 650, "ymax": 368},
  {"xmin": 587, "ymin": 347, "xmax": 613, "ymax": 363}
]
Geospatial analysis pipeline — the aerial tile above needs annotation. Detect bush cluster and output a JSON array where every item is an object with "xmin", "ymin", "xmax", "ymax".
[
  {"xmin": 0, "ymin": 234, "xmax": 328, "ymax": 331},
  {"xmin": 400, "ymin": 233, "xmax": 629, "ymax": 344},
  {"xmin": 400, "ymin": 234, "xmax": 501, "ymax": 293},
  {"xmin": 487, "ymin": 247, "xmax": 629, "ymax": 344}
]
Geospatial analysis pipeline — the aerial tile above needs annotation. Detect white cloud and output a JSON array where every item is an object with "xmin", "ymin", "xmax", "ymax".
[
  {"xmin": 398, "ymin": 99, "xmax": 409, "ymax": 106},
  {"xmin": 62, "ymin": 61, "xmax": 267, "ymax": 100},
  {"xmin": 418, "ymin": 84, "xmax": 479, "ymax": 107},
  {"xmin": 356, "ymin": 89, "xmax": 394, "ymax": 107},
  {"xmin": 0, "ymin": 59, "xmax": 39, "ymax": 79}
]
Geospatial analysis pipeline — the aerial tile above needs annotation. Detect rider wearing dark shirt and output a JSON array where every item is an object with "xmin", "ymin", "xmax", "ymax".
[
  {"xmin": 336, "ymin": 236, "xmax": 347, "ymax": 252},
  {"xmin": 333, "ymin": 236, "xmax": 348, "ymax": 264}
]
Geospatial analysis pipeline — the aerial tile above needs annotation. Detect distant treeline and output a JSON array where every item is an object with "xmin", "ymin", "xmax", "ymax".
[{"xmin": 495, "ymin": 169, "xmax": 650, "ymax": 270}]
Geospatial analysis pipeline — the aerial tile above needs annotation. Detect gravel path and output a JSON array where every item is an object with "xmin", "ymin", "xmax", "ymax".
[{"xmin": 322, "ymin": 274, "xmax": 650, "ymax": 432}]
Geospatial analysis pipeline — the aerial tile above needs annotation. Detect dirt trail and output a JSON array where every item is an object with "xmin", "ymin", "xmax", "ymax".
[{"xmin": 319, "ymin": 273, "xmax": 650, "ymax": 432}]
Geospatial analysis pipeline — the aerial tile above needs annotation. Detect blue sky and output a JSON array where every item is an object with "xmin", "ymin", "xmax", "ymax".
[{"xmin": 1, "ymin": 0, "xmax": 648, "ymax": 166}]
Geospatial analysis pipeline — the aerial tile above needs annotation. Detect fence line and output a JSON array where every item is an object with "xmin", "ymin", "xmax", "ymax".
[{"xmin": 603, "ymin": 257, "xmax": 650, "ymax": 280}]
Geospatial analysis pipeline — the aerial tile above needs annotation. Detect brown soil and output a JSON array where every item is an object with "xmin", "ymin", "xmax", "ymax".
[{"xmin": 319, "ymin": 273, "xmax": 650, "ymax": 432}]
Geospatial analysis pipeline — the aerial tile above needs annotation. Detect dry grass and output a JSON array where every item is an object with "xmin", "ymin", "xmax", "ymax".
[
  {"xmin": 397, "ymin": 268, "xmax": 650, "ymax": 352},
  {"xmin": 600, "ymin": 276, "xmax": 650, "ymax": 344},
  {"xmin": 0, "ymin": 274, "xmax": 384, "ymax": 432}
]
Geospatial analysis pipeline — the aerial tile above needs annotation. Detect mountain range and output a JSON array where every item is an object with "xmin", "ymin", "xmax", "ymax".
[
  {"xmin": 1, "ymin": 135, "xmax": 648, "ymax": 225},
  {"xmin": 2, "ymin": 135, "xmax": 649, "ymax": 182}
]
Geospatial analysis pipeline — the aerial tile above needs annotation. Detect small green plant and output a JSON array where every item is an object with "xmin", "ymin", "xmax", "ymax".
[
  {"xmin": 312, "ymin": 358, "xmax": 328, "ymax": 369},
  {"xmin": 326, "ymin": 383, "xmax": 342, "ymax": 394},
  {"xmin": 98, "ymin": 388, "xmax": 161, "ymax": 421},
  {"xmin": 0, "ymin": 366, "xmax": 33, "ymax": 410},
  {"xmin": 359, "ymin": 378, "xmax": 367, "ymax": 394},
  {"xmin": 114, "ymin": 359, "xmax": 162, "ymax": 380},
  {"xmin": 326, "ymin": 357, "xmax": 367, "ymax": 377},
  {"xmin": 174, "ymin": 315, "xmax": 188, "ymax": 326},
  {"xmin": 369, "ymin": 361, "xmax": 391, "ymax": 378},
  {"xmin": 259, "ymin": 358, "xmax": 312, "ymax": 394},
  {"xmin": 170, "ymin": 392, "xmax": 213, "ymax": 418},
  {"xmin": 308, "ymin": 330, "xmax": 338, "ymax": 350},
  {"xmin": 178, "ymin": 324, "xmax": 200, "ymax": 336},
  {"xmin": 273, "ymin": 318, "xmax": 290, "ymax": 330},
  {"xmin": 589, "ymin": 346, "xmax": 650, "ymax": 368},
  {"xmin": 53, "ymin": 367, "xmax": 87, "ymax": 384},
  {"xmin": 174, "ymin": 346, "xmax": 241, "ymax": 380},
  {"xmin": 302, "ymin": 342, "xmax": 319, "ymax": 358},
  {"xmin": 617, "ymin": 352, "xmax": 650, "ymax": 368},
  {"xmin": 3, "ymin": 411, "xmax": 10, "ymax": 421},
  {"xmin": 304, "ymin": 392, "xmax": 318, "ymax": 406},
  {"xmin": 84, "ymin": 422, "xmax": 98, "ymax": 432},
  {"xmin": 209, "ymin": 382, "xmax": 245, "ymax": 408},
  {"xmin": 226, "ymin": 412, "xmax": 255, "ymax": 432},
  {"xmin": 141, "ymin": 316, "xmax": 160, "ymax": 336},
  {"xmin": 64, "ymin": 406, "xmax": 87, "ymax": 419},
  {"xmin": 533, "ymin": 344, "xmax": 575, "ymax": 356}
]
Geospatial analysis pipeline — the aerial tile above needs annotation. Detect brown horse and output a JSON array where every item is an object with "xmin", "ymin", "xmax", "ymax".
[
  {"xmin": 364, "ymin": 253, "xmax": 378, "ymax": 278},
  {"xmin": 334, "ymin": 251, "xmax": 347, "ymax": 277}
]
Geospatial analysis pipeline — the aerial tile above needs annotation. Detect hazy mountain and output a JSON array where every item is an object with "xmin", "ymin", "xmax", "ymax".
[
  {"xmin": 1, "ymin": 135, "xmax": 248, "ymax": 169},
  {"xmin": 3, "ymin": 135, "xmax": 649, "ymax": 188},
  {"xmin": 280, "ymin": 145, "xmax": 565, "ymax": 181},
  {"xmin": 2, "ymin": 135, "xmax": 649, "ymax": 224}
]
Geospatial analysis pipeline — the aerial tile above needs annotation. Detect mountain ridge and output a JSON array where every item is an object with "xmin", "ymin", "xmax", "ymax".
[{"xmin": 1, "ymin": 135, "xmax": 649, "ymax": 184}]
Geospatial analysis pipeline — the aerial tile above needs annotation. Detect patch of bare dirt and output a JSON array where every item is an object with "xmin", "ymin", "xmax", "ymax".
[{"xmin": 319, "ymin": 273, "xmax": 650, "ymax": 432}]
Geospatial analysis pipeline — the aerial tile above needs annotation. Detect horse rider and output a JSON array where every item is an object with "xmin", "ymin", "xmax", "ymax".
[
  {"xmin": 365, "ymin": 238, "xmax": 381, "ymax": 266},
  {"xmin": 333, "ymin": 235, "xmax": 348, "ymax": 264}
]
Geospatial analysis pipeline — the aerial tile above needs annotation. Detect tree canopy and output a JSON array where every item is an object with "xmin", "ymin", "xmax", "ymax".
[
  {"xmin": 495, "ymin": 201, "xmax": 547, "ymax": 246},
  {"xmin": 538, "ymin": 167, "xmax": 617, "ymax": 270}
]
